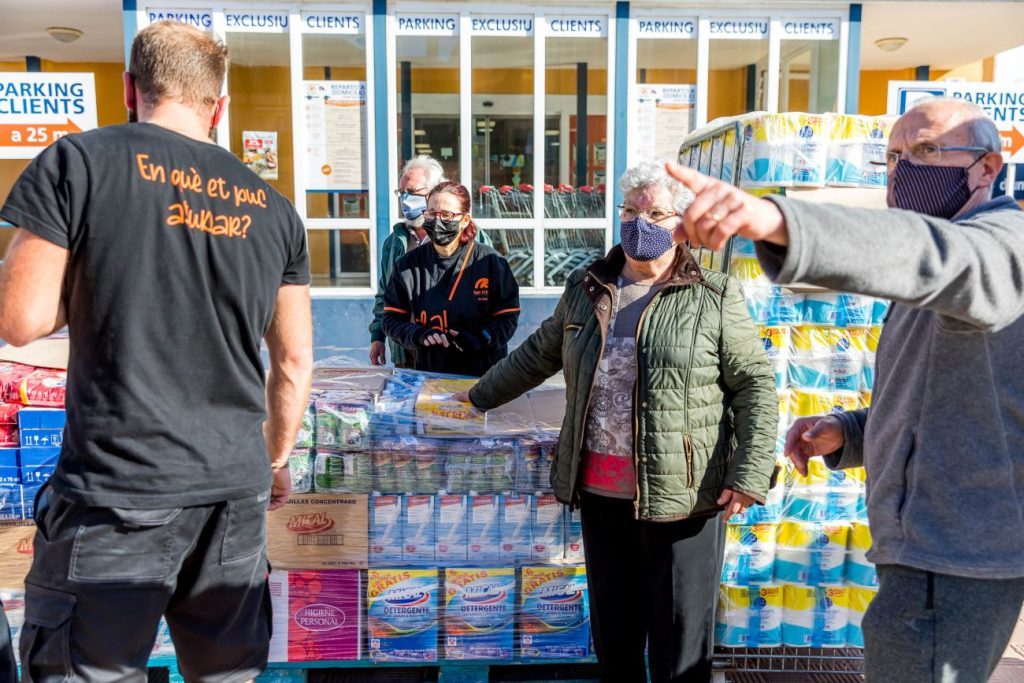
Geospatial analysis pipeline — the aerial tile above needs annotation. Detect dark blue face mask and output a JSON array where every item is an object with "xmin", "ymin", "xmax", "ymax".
[
  {"xmin": 620, "ymin": 216, "xmax": 675, "ymax": 261},
  {"xmin": 887, "ymin": 158, "xmax": 981, "ymax": 219}
]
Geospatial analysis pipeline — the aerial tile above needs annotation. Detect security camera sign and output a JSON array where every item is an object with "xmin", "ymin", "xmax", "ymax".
[
  {"xmin": 0, "ymin": 73, "xmax": 97, "ymax": 159},
  {"xmin": 887, "ymin": 81, "xmax": 1024, "ymax": 162}
]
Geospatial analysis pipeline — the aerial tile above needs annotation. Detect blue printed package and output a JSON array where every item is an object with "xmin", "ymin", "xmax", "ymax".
[
  {"xmin": 402, "ymin": 495, "xmax": 435, "ymax": 566},
  {"xmin": 17, "ymin": 409, "xmax": 65, "ymax": 449},
  {"xmin": 564, "ymin": 507, "xmax": 584, "ymax": 562},
  {"xmin": 435, "ymin": 494, "xmax": 469, "ymax": 564},
  {"xmin": 765, "ymin": 289, "xmax": 803, "ymax": 327},
  {"xmin": 520, "ymin": 566, "xmax": 591, "ymax": 659},
  {"xmin": 369, "ymin": 494, "xmax": 403, "ymax": 566},
  {"xmin": 18, "ymin": 448, "xmax": 59, "ymax": 487},
  {"xmin": 802, "ymin": 294, "xmax": 838, "ymax": 326},
  {"xmin": 0, "ymin": 448, "xmax": 18, "ymax": 488},
  {"xmin": 835, "ymin": 293, "xmax": 873, "ymax": 328},
  {"xmin": 531, "ymin": 494, "xmax": 565, "ymax": 562},
  {"xmin": 871, "ymin": 299, "xmax": 890, "ymax": 325},
  {"xmin": 501, "ymin": 494, "xmax": 532, "ymax": 564},
  {"xmin": 367, "ymin": 569, "xmax": 439, "ymax": 662},
  {"xmin": 444, "ymin": 568, "xmax": 516, "ymax": 660},
  {"xmin": 740, "ymin": 114, "xmax": 832, "ymax": 188},
  {"xmin": 0, "ymin": 484, "xmax": 21, "ymax": 520},
  {"xmin": 468, "ymin": 495, "xmax": 501, "ymax": 565},
  {"xmin": 825, "ymin": 115, "xmax": 893, "ymax": 188}
]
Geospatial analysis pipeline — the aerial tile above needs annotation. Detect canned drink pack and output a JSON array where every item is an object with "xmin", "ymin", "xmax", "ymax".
[{"xmin": 314, "ymin": 451, "xmax": 371, "ymax": 493}]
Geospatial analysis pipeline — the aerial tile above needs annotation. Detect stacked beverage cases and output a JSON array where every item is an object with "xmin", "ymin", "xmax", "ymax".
[{"xmin": 715, "ymin": 237, "xmax": 884, "ymax": 650}]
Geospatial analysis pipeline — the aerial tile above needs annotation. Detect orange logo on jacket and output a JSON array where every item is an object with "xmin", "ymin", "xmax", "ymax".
[{"xmin": 473, "ymin": 277, "xmax": 489, "ymax": 301}]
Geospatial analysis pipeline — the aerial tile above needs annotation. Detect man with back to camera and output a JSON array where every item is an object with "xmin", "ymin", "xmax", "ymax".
[
  {"xmin": 666, "ymin": 98, "xmax": 1024, "ymax": 682},
  {"xmin": 0, "ymin": 20, "xmax": 313, "ymax": 681}
]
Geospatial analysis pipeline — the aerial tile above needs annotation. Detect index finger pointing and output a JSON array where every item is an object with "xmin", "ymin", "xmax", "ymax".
[{"xmin": 665, "ymin": 162, "xmax": 714, "ymax": 194}]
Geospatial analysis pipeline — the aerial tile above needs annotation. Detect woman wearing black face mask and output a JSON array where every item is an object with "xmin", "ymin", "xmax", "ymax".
[{"xmin": 382, "ymin": 181, "xmax": 521, "ymax": 377}]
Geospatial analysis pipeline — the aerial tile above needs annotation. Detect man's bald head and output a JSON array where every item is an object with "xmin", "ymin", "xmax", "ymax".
[{"xmin": 893, "ymin": 98, "xmax": 1001, "ymax": 154}]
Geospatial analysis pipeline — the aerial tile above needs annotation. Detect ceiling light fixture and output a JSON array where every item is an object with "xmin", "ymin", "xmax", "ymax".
[
  {"xmin": 874, "ymin": 37, "xmax": 908, "ymax": 53},
  {"xmin": 46, "ymin": 27, "xmax": 84, "ymax": 44}
]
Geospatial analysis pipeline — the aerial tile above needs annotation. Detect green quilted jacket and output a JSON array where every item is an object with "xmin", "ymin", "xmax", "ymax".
[{"xmin": 469, "ymin": 245, "xmax": 778, "ymax": 521}]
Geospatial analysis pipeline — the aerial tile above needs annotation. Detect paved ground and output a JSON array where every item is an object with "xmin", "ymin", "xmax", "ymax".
[{"xmin": 991, "ymin": 610, "xmax": 1024, "ymax": 683}]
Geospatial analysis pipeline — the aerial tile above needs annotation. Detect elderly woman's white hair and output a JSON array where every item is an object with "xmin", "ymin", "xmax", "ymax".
[
  {"xmin": 401, "ymin": 155, "xmax": 446, "ymax": 191},
  {"xmin": 619, "ymin": 160, "xmax": 695, "ymax": 214}
]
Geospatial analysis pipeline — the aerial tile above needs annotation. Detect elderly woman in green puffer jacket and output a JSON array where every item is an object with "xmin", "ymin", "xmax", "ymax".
[{"xmin": 460, "ymin": 160, "xmax": 778, "ymax": 683}]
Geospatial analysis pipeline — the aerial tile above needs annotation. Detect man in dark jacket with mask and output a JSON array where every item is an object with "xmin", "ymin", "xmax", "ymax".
[{"xmin": 667, "ymin": 98, "xmax": 1024, "ymax": 683}]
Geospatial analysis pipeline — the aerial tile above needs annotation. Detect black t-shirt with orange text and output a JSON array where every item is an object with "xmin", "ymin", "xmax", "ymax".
[{"xmin": 0, "ymin": 123, "xmax": 310, "ymax": 508}]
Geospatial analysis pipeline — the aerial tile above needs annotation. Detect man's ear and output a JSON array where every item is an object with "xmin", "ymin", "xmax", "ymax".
[
  {"xmin": 976, "ymin": 151, "xmax": 1004, "ymax": 190},
  {"xmin": 211, "ymin": 95, "xmax": 230, "ymax": 129},
  {"xmin": 123, "ymin": 72, "xmax": 136, "ymax": 115}
]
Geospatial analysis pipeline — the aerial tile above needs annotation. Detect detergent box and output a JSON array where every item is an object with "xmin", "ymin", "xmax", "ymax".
[
  {"xmin": 520, "ymin": 566, "xmax": 591, "ymax": 659},
  {"xmin": 468, "ymin": 494, "xmax": 501, "ymax": 565},
  {"xmin": 501, "ymin": 494, "xmax": 532, "ymax": 563},
  {"xmin": 531, "ymin": 494, "xmax": 565, "ymax": 562},
  {"xmin": 367, "ymin": 569, "xmax": 439, "ymax": 662},
  {"xmin": 268, "ymin": 569, "xmax": 362, "ymax": 663},
  {"xmin": 444, "ymin": 568, "xmax": 516, "ymax": 660},
  {"xmin": 435, "ymin": 494, "xmax": 469, "ymax": 564},
  {"xmin": 369, "ymin": 494, "xmax": 403, "ymax": 566},
  {"xmin": 564, "ymin": 507, "xmax": 584, "ymax": 562},
  {"xmin": 402, "ymin": 494, "xmax": 435, "ymax": 566}
]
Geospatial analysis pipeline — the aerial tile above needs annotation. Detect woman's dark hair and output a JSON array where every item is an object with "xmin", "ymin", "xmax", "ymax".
[{"xmin": 428, "ymin": 181, "xmax": 478, "ymax": 245}]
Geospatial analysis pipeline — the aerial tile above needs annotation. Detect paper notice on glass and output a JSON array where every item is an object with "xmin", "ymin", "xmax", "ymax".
[
  {"xmin": 242, "ymin": 130, "xmax": 279, "ymax": 180},
  {"xmin": 633, "ymin": 85, "xmax": 696, "ymax": 163},
  {"xmin": 304, "ymin": 81, "xmax": 368, "ymax": 192}
]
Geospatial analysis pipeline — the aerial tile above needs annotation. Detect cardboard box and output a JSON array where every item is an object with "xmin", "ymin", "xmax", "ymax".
[
  {"xmin": 0, "ymin": 485, "xmax": 22, "ymax": 521},
  {"xmin": 268, "ymin": 569, "xmax": 362, "ymax": 663},
  {"xmin": 0, "ymin": 522, "xmax": 35, "ymax": 587},
  {"xmin": 266, "ymin": 494, "xmax": 368, "ymax": 570},
  {"xmin": 0, "ymin": 449, "xmax": 19, "ymax": 487},
  {"xmin": 369, "ymin": 494, "xmax": 402, "ymax": 565},
  {"xmin": 19, "ymin": 449, "xmax": 57, "ymax": 486},
  {"xmin": 18, "ymin": 409, "xmax": 65, "ymax": 449}
]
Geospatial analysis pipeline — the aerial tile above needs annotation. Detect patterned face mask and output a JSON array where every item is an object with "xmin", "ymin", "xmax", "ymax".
[
  {"xmin": 620, "ymin": 216, "xmax": 675, "ymax": 261},
  {"xmin": 887, "ymin": 159, "xmax": 979, "ymax": 219}
]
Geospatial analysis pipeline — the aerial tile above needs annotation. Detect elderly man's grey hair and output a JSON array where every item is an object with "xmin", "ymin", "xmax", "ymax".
[
  {"xmin": 401, "ymin": 155, "xmax": 446, "ymax": 190},
  {"xmin": 906, "ymin": 97, "xmax": 1001, "ymax": 154},
  {"xmin": 619, "ymin": 160, "xmax": 696, "ymax": 213}
]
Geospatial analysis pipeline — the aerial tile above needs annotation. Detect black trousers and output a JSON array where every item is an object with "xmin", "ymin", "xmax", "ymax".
[
  {"xmin": 20, "ymin": 484, "xmax": 271, "ymax": 683},
  {"xmin": 581, "ymin": 493, "xmax": 725, "ymax": 683},
  {"xmin": 0, "ymin": 598, "xmax": 16, "ymax": 682}
]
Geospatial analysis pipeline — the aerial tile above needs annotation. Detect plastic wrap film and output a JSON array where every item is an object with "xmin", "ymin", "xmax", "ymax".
[
  {"xmin": 678, "ymin": 112, "xmax": 895, "ymax": 190},
  {"xmin": 717, "ymin": 237, "xmax": 886, "ymax": 653}
]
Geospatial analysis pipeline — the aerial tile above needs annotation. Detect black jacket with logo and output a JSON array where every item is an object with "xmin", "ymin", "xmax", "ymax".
[{"xmin": 382, "ymin": 240, "xmax": 521, "ymax": 377}]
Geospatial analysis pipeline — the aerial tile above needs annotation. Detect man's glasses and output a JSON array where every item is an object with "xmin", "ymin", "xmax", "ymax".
[{"xmin": 872, "ymin": 143, "xmax": 991, "ymax": 169}]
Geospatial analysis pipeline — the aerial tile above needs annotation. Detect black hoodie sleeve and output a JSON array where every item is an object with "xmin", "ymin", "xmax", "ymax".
[
  {"xmin": 482, "ymin": 256, "xmax": 521, "ymax": 347},
  {"xmin": 382, "ymin": 256, "xmax": 426, "ymax": 350}
]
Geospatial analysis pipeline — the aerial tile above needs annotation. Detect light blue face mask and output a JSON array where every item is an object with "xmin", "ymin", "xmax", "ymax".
[{"xmin": 400, "ymin": 192, "xmax": 427, "ymax": 221}]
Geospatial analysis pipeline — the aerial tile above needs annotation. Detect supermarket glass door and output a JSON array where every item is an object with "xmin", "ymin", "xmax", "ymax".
[{"xmin": 473, "ymin": 115, "xmax": 534, "ymax": 208}]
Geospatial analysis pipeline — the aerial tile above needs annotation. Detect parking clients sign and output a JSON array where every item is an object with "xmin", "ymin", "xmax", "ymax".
[
  {"xmin": 0, "ymin": 73, "xmax": 97, "ymax": 159},
  {"xmin": 887, "ymin": 81, "xmax": 1024, "ymax": 162}
]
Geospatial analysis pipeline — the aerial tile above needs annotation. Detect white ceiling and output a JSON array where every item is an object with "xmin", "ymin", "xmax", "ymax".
[{"xmin": 0, "ymin": 0, "xmax": 1022, "ymax": 74}]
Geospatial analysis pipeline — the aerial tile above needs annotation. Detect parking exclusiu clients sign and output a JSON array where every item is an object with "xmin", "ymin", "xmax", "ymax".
[
  {"xmin": 0, "ymin": 73, "xmax": 97, "ymax": 159},
  {"xmin": 887, "ymin": 81, "xmax": 1024, "ymax": 162}
]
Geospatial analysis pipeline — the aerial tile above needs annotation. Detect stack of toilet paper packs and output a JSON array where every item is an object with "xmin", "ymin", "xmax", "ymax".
[{"xmin": 716, "ymin": 237, "xmax": 884, "ymax": 650}]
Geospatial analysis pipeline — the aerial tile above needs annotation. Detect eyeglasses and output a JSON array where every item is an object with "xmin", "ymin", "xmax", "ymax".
[
  {"xmin": 872, "ymin": 143, "xmax": 991, "ymax": 169},
  {"xmin": 394, "ymin": 186, "xmax": 429, "ymax": 197},
  {"xmin": 617, "ymin": 204, "xmax": 678, "ymax": 224},
  {"xmin": 423, "ymin": 209, "xmax": 466, "ymax": 221}
]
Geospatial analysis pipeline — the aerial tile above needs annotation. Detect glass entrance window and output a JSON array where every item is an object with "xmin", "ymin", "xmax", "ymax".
[
  {"xmin": 226, "ymin": 31, "xmax": 294, "ymax": 202},
  {"xmin": 707, "ymin": 39, "xmax": 769, "ymax": 121},
  {"xmin": 396, "ymin": 35, "xmax": 461, "ymax": 182},
  {"xmin": 780, "ymin": 39, "xmax": 840, "ymax": 113},
  {"xmin": 544, "ymin": 36, "xmax": 608, "ymax": 218},
  {"xmin": 471, "ymin": 35, "xmax": 535, "ymax": 220}
]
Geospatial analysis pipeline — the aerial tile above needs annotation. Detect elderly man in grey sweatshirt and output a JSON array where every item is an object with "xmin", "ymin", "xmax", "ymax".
[{"xmin": 667, "ymin": 98, "xmax": 1024, "ymax": 683}]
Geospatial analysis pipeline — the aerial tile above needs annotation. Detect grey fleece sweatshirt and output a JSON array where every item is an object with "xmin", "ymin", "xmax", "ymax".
[{"xmin": 757, "ymin": 195, "xmax": 1024, "ymax": 579}]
